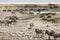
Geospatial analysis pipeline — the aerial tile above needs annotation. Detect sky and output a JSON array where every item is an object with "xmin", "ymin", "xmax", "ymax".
[{"xmin": 0, "ymin": 0, "xmax": 60, "ymax": 3}]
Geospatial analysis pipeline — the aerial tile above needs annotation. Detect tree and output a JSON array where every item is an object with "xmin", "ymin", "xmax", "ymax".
[
  {"xmin": 48, "ymin": 3, "xmax": 59, "ymax": 9},
  {"xmin": 48, "ymin": 4, "xmax": 53, "ymax": 9}
]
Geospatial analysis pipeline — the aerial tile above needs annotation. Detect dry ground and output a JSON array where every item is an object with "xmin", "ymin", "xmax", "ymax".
[{"xmin": 0, "ymin": 11, "xmax": 60, "ymax": 40}]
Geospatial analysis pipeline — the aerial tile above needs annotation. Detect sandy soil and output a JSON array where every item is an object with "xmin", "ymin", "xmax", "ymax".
[{"xmin": 0, "ymin": 11, "xmax": 60, "ymax": 40}]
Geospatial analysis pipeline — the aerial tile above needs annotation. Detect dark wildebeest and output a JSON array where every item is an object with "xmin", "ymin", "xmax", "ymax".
[
  {"xmin": 5, "ymin": 16, "xmax": 19, "ymax": 22},
  {"xmin": 4, "ymin": 20, "xmax": 12, "ymax": 26},
  {"xmin": 0, "ymin": 20, "xmax": 12, "ymax": 26},
  {"xmin": 45, "ymin": 30, "xmax": 60, "ymax": 40},
  {"xmin": 28, "ymin": 23, "xmax": 34, "ymax": 29},
  {"xmin": 0, "ymin": 20, "xmax": 5, "ymax": 25},
  {"xmin": 5, "ymin": 16, "xmax": 19, "ymax": 21},
  {"xmin": 35, "ymin": 29, "xmax": 42, "ymax": 34},
  {"xmin": 35, "ymin": 29, "xmax": 44, "ymax": 38}
]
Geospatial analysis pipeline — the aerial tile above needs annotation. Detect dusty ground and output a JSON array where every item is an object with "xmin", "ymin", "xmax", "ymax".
[{"xmin": 0, "ymin": 11, "xmax": 60, "ymax": 40}]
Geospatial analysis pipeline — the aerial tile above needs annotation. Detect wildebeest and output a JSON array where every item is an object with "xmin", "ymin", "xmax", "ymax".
[
  {"xmin": 29, "ymin": 23, "xmax": 34, "ymax": 29},
  {"xmin": 7, "ymin": 10, "xmax": 11, "ymax": 12},
  {"xmin": 3, "ymin": 10, "xmax": 6, "ymax": 12},
  {"xmin": 35, "ymin": 29, "xmax": 42, "ymax": 34},
  {"xmin": 0, "ymin": 20, "xmax": 5, "ymax": 25},
  {"xmin": 5, "ymin": 16, "xmax": 19, "ymax": 23},
  {"xmin": 5, "ymin": 16, "xmax": 19, "ymax": 20},
  {"xmin": 0, "ymin": 15, "xmax": 19, "ymax": 26},
  {"xmin": 35, "ymin": 29, "xmax": 44, "ymax": 38},
  {"xmin": 4, "ymin": 20, "xmax": 12, "ymax": 26},
  {"xmin": 0, "ymin": 16, "xmax": 19, "ymax": 26},
  {"xmin": 45, "ymin": 30, "xmax": 60, "ymax": 40},
  {"xmin": 0, "ymin": 20, "xmax": 9, "ymax": 26}
]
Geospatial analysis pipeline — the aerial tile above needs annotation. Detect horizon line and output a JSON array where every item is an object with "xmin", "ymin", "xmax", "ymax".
[{"xmin": 0, "ymin": 2, "xmax": 60, "ymax": 4}]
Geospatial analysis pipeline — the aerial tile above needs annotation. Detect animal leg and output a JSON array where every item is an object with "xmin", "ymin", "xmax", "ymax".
[
  {"xmin": 54, "ymin": 37, "xmax": 56, "ymax": 40},
  {"xmin": 48, "ymin": 35, "xmax": 50, "ymax": 40}
]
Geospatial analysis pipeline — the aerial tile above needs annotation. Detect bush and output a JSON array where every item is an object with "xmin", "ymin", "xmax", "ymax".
[
  {"xmin": 47, "ymin": 16, "xmax": 52, "ymax": 18},
  {"xmin": 47, "ymin": 20, "xmax": 51, "ymax": 22},
  {"xmin": 42, "ymin": 18, "xmax": 47, "ymax": 21},
  {"xmin": 40, "ymin": 15, "xmax": 43, "ymax": 18}
]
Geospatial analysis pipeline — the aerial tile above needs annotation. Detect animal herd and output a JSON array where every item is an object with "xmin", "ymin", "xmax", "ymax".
[
  {"xmin": 0, "ymin": 16, "xmax": 19, "ymax": 26},
  {"xmin": 35, "ymin": 28, "xmax": 60, "ymax": 40}
]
